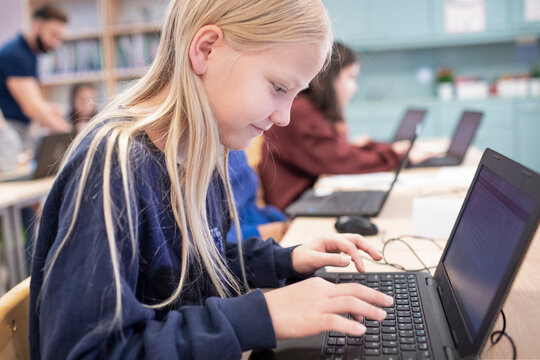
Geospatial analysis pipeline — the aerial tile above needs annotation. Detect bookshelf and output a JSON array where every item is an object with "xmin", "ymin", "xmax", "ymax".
[{"xmin": 25, "ymin": 0, "xmax": 168, "ymax": 109}]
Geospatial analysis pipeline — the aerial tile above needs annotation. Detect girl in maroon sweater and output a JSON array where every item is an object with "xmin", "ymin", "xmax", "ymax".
[{"xmin": 260, "ymin": 42, "xmax": 408, "ymax": 211}]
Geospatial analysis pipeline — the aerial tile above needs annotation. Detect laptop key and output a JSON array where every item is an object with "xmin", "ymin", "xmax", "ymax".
[
  {"xmin": 400, "ymin": 352, "xmax": 416, "ymax": 360},
  {"xmin": 418, "ymin": 343, "xmax": 428, "ymax": 350},
  {"xmin": 399, "ymin": 330, "xmax": 414, "ymax": 337},
  {"xmin": 365, "ymin": 335, "xmax": 379, "ymax": 342},
  {"xmin": 347, "ymin": 337, "xmax": 363, "ymax": 346},
  {"xmin": 399, "ymin": 337, "xmax": 415, "ymax": 344},
  {"xmin": 364, "ymin": 342, "xmax": 380, "ymax": 349},
  {"xmin": 366, "ymin": 328, "xmax": 380, "ymax": 334},
  {"xmin": 383, "ymin": 347, "xmax": 399, "ymax": 355},
  {"xmin": 364, "ymin": 348, "xmax": 380, "ymax": 356},
  {"xmin": 382, "ymin": 334, "xmax": 397, "ymax": 341},
  {"xmin": 400, "ymin": 344, "xmax": 416, "ymax": 351},
  {"xmin": 382, "ymin": 341, "xmax": 398, "ymax": 347},
  {"xmin": 366, "ymin": 321, "xmax": 380, "ymax": 327},
  {"xmin": 398, "ymin": 324, "xmax": 413, "ymax": 330},
  {"xmin": 382, "ymin": 327, "xmax": 396, "ymax": 333}
]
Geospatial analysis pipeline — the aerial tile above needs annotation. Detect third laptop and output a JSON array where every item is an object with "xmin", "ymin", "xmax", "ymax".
[{"xmin": 410, "ymin": 110, "xmax": 483, "ymax": 168}]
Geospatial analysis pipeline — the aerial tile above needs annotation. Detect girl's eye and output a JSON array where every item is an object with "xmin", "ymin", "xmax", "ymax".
[{"xmin": 274, "ymin": 84, "xmax": 287, "ymax": 94}]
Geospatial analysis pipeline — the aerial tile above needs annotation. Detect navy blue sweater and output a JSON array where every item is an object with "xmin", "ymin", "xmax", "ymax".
[{"xmin": 29, "ymin": 128, "xmax": 305, "ymax": 359}]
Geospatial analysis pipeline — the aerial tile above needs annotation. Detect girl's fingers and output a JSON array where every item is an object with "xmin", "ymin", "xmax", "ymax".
[
  {"xmin": 323, "ymin": 295, "xmax": 387, "ymax": 322},
  {"xmin": 319, "ymin": 313, "xmax": 366, "ymax": 337},
  {"xmin": 318, "ymin": 234, "xmax": 369, "ymax": 272},
  {"xmin": 329, "ymin": 282, "xmax": 394, "ymax": 308},
  {"xmin": 340, "ymin": 233, "xmax": 383, "ymax": 262}
]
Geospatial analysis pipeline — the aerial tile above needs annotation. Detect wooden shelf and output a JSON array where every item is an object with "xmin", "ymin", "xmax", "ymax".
[
  {"xmin": 114, "ymin": 67, "xmax": 149, "ymax": 80},
  {"xmin": 40, "ymin": 71, "xmax": 106, "ymax": 86},
  {"xmin": 112, "ymin": 23, "xmax": 161, "ymax": 36},
  {"xmin": 64, "ymin": 28, "xmax": 104, "ymax": 41}
]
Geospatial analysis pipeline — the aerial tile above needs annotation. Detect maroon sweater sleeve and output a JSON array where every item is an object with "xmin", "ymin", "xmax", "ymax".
[{"xmin": 259, "ymin": 95, "xmax": 401, "ymax": 211}]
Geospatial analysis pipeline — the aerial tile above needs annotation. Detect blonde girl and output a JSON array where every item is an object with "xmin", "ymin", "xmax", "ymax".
[{"xmin": 29, "ymin": 1, "xmax": 392, "ymax": 359}]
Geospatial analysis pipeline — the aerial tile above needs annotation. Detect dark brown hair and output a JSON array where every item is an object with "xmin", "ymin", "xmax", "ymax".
[
  {"xmin": 303, "ymin": 41, "xmax": 358, "ymax": 124},
  {"xmin": 33, "ymin": 4, "xmax": 68, "ymax": 23},
  {"xmin": 68, "ymin": 83, "xmax": 97, "ymax": 127}
]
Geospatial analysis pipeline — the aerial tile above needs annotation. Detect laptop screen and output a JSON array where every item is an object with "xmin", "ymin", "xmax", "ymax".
[
  {"xmin": 446, "ymin": 111, "xmax": 482, "ymax": 159},
  {"xmin": 393, "ymin": 109, "xmax": 426, "ymax": 142},
  {"xmin": 442, "ymin": 165, "xmax": 535, "ymax": 337}
]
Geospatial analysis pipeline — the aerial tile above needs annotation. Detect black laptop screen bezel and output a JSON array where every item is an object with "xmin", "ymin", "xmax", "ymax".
[
  {"xmin": 433, "ymin": 148, "xmax": 540, "ymax": 358},
  {"xmin": 445, "ymin": 110, "xmax": 483, "ymax": 160},
  {"xmin": 392, "ymin": 108, "xmax": 427, "ymax": 142}
]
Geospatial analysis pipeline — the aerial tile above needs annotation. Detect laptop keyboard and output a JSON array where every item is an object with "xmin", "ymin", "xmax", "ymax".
[
  {"xmin": 310, "ymin": 190, "xmax": 387, "ymax": 216},
  {"xmin": 323, "ymin": 273, "xmax": 431, "ymax": 360}
]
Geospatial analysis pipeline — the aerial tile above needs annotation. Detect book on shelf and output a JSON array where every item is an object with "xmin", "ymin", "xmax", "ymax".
[
  {"xmin": 115, "ymin": 32, "xmax": 160, "ymax": 70},
  {"xmin": 38, "ymin": 38, "xmax": 102, "ymax": 77}
]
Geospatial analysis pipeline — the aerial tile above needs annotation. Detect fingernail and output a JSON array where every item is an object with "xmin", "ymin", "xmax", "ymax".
[
  {"xmin": 378, "ymin": 309, "xmax": 387, "ymax": 319},
  {"xmin": 376, "ymin": 250, "xmax": 383, "ymax": 257},
  {"xmin": 355, "ymin": 323, "xmax": 366, "ymax": 334},
  {"xmin": 384, "ymin": 295, "xmax": 394, "ymax": 306},
  {"xmin": 341, "ymin": 255, "xmax": 351, "ymax": 265}
]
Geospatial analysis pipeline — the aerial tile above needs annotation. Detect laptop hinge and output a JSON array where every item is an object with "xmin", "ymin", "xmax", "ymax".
[{"xmin": 444, "ymin": 346, "xmax": 457, "ymax": 360}]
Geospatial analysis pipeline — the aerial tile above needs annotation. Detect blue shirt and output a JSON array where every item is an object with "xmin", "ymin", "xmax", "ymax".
[
  {"xmin": 0, "ymin": 33, "xmax": 37, "ymax": 124},
  {"xmin": 30, "ymin": 124, "xmax": 306, "ymax": 360},
  {"xmin": 227, "ymin": 150, "xmax": 287, "ymax": 242}
]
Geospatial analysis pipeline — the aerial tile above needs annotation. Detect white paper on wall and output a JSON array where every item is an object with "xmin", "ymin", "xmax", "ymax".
[
  {"xmin": 525, "ymin": 0, "xmax": 540, "ymax": 22},
  {"xmin": 444, "ymin": 0, "xmax": 486, "ymax": 34}
]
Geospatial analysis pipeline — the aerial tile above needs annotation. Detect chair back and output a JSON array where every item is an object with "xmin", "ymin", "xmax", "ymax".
[{"xmin": 0, "ymin": 277, "xmax": 30, "ymax": 360}]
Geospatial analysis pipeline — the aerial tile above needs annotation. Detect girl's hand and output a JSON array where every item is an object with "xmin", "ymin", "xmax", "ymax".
[
  {"xmin": 291, "ymin": 233, "xmax": 382, "ymax": 275},
  {"xmin": 264, "ymin": 277, "xmax": 393, "ymax": 339}
]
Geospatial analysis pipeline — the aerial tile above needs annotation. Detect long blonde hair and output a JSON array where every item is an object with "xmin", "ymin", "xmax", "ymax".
[{"xmin": 41, "ymin": 0, "xmax": 332, "ymax": 328}]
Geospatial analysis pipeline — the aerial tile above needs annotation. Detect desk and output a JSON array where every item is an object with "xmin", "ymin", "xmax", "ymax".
[
  {"xmin": 279, "ymin": 162, "xmax": 540, "ymax": 358},
  {"xmin": 0, "ymin": 178, "xmax": 54, "ymax": 288}
]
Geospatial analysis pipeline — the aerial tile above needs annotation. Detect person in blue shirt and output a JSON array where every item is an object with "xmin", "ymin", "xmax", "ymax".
[
  {"xmin": 227, "ymin": 150, "xmax": 289, "ymax": 242},
  {"xmin": 29, "ymin": 1, "xmax": 393, "ymax": 359},
  {"xmin": 0, "ymin": 4, "xmax": 70, "ymax": 149}
]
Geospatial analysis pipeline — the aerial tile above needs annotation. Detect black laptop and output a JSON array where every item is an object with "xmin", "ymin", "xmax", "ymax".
[
  {"xmin": 251, "ymin": 148, "xmax": 540, "ymax": 360},
  {"xmin": 392, "ymin": 108, "xmax": 427, "ymax": 142},
  {"xmin": 285, "ymin": 126, "xmax": 420, "ymax": 218},
  {"xmin": 410, "ymin": 111, "xmax": 483, "ymax": 168},
  {"xmin": 3, "ymin": 132, "xmax": 73, "ymax": 181}
]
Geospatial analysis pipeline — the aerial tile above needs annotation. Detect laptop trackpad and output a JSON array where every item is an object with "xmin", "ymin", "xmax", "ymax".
[{"xmin": 249, "ymin": 333, "xmax": 324, "ymax": 360}]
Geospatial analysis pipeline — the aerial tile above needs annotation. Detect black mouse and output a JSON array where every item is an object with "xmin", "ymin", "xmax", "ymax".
[{"xmin": 334, "ymin": 215, "xmax": 378, "ymax": 236}]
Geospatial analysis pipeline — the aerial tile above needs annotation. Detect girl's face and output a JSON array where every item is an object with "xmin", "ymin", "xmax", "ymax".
[
  {"xmin": 74, "ymin": 86, "xmax": 97, "ymax": 118},
  {"xmin": 201, "ymin": 42, "xmax": 328, "ymax": 150},
  {"xmin": 334, "ymin": 62, "xmax": 360, "ymax": 111}
]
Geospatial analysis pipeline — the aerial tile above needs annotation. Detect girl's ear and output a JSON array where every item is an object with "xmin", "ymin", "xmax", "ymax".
[{"xmin": 189, "ymin": 25, "xmax": 224, "ymax": 75}]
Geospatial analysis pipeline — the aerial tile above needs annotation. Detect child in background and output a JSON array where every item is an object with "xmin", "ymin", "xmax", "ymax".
[
  {"xmin": 68, "ymin": 83, "xmax": 98, "ymax": 133},
  {"xmin": 30, "ymin": 1, "xmax": 392, "ymax": 359},
  {"xmin": 227, "ymin": 150, "xmax": 289, "ymax": 242},
  {"xmin": 0, "ymin": 108, "xmax": 23, "ymax": 173},
  {"xmin": 259, "ymin": 42, "xmax": 410, "ymax": 211}
]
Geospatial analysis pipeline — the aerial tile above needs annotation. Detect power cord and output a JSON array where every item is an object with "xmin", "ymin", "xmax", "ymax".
[
  {"xmin": 489, "ymin": 309, "xmax": 517, "ymax": 360},
  {"xmin": 360, "ymin": 234, "xmax": 442, "ymax": 275}
]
